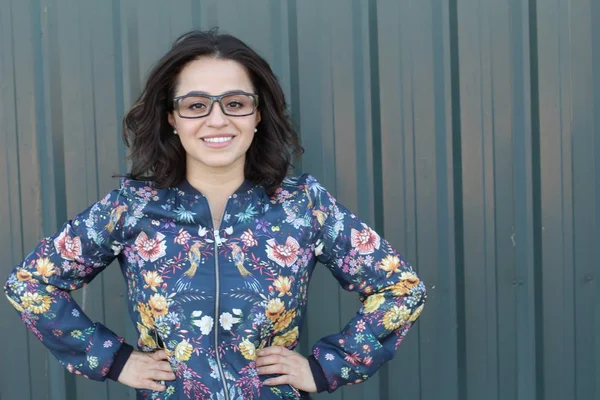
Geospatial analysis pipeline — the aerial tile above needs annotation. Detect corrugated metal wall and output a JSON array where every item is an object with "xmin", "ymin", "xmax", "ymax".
[{"xmin": 1, "ymin": 0, "xmax": 598, "ymax": 399}]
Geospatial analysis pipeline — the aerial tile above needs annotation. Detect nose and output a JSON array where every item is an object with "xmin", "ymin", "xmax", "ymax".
[{"xmin": 206, "ymin": 101, "xmax": 229, "ymax": 127}]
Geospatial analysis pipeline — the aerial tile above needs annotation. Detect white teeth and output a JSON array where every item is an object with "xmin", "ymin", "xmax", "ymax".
[{"xmin": 203, "ymin": 136, "xmax": 233, "ymax": 143}]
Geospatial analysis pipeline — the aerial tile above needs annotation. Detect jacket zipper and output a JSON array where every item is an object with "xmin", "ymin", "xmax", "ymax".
[{"xmin": 211, "ymin": 199, "xmax": 231, "ymax": 400}]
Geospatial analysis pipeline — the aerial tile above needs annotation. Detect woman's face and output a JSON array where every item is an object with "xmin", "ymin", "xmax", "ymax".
[{"xmin": 168, "ymin": 57, "xmax": 261, "ymax": 176}]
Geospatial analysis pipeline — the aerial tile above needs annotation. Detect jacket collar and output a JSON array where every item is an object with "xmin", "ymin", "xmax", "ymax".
[{"xmin": 175, "ymin": 178, "xmax": 259, "ymax": 198}]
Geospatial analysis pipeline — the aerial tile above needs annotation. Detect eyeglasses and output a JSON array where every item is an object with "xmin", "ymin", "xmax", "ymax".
[{"xmin": 172, "ymin": 90, "xmax": 259, "ymax": 119}]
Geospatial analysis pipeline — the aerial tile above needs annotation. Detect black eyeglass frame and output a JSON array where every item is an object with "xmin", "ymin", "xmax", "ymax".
[{"xmin": 172, "ymin": 90, "xmax": 260, "ymax": 119}]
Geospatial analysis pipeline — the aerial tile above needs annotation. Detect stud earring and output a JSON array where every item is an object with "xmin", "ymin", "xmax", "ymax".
[
  {"xmin": 254, "ymin": 128, "xmax": 257, "ymax": 133},
  {"xmin": 173, "ymin": 129, "xmax": 178, "ymax": 135}
]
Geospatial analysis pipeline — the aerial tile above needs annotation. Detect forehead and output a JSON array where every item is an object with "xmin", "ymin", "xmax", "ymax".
[{"xmin": 175, "ymin": 57, "xmax": 254, "ymax": 96}]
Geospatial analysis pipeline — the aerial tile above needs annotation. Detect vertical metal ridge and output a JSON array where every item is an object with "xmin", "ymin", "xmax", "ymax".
[
  {"xmin": 448, "ymin": 0, "xmax": 466, "ymax": 399},
  {"xmin": 510, "ymin": 1, "xmax": 537, "ymax": 398},
  {"xmin": 190, "ymin": 0, "xmax": 202, "ymax": 29},
  {"xmin": 431, "ymin": 0, "xmax": 459, "ymax": 397},
  {"xmin": 286, "ymin": 0, "xmax": 302, "ymax": 174},
  {"xmin": 46, "ymin": 0, "xmax": 66, "ymax": 226},
  {"xmin": 8, "ymin": 0, "xmax": 33, "ymax": 396},
  {"xmin": 367, "ymin": 0, "xmax": 383, "ymax": 235},
  {"xmin": 593, "ymin": 1, "xmax": 600, "ymax": 398},
  {"xmin": 527, "ymin": 1, "xmax": 544, "ymax": 399},
  {"xmin": 111, "ymin": 0, "xmax": 127, "ymax": 174},
  {"xmin": 124, "ymin": 0, "xmax": 140, "ymax": 106}
]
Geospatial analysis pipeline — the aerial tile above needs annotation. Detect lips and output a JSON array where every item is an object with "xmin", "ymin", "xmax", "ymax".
[{"xmin": 200, "ymin": 135, "xmax": 236, "ymax": 148}]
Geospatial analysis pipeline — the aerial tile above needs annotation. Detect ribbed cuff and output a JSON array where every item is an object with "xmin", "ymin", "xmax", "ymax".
[
  {"xmin": 307, "ymin": 355, "xmax": 328, "ymax": 393},
  {"xmin": 107, "ymin": 342, "xmax": 134, "ymax": 381}
]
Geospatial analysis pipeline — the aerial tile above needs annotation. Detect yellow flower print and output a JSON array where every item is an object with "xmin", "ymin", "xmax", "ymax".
[
  {"xmin": 385, "ymin": 271, "xmax": 420, "ymax": 296},
  {"xmin": 34, "ymin": 258, "xmax": 56, "ymax": 280},
  {"xmin": 20, "ymin": 292, "xmax": 52, "ymax": 314},
  {"xmin": 265, "ymin": 298, "xmax": 285, "ymax": 322},
  {"xmin": 239, "ymin": 338, "xmax": 257, "ymax": 360},
  {"xmin": 272, "ymin": 326, "xmax": 299, "ymax": 348},
  {"xmin": 382, "ymin": 305, "xmax": 411, "ymax": 330},
  {"xmin": 409, "ymin": 303, "xmax": 424, "ymax": 323},
  {"xmin": 143, "ymin": 271, "xmax": 163, "ymax": 292},
  {"xmin": 174, "ymin": 340, "xmax": 193, "ymax": 362},
  {"xmin": 46, "ymin": 285, "xmax": 56, "ymax": 293},
  {"xmin": 138, "ymin": 302, "xmax": 155, "ymax": 329},
  {"xmin": 273, "ymin": 310, "xmax": 296, "ymax": 333},
  {"xmin": 137, "ymin": 323, "xmax": 157, "ymax": 348},
  {"xmin": 6, "ymin": 295, "xmax": 24, "ymax": 312},
  {"xmin": 378, "ymin": 255, "xmax": 402, "ymax": 278},
  {"xmin": 273, "ymin": 276, "xmax": 293, "ymax": 297},
  {"xmin": 148, "ymin": 293, "xmax": 169, "ymax": 318},
  {"xmin": 362, "ymin": 294, "xmax": 385, "ymax": 313},
  {"xmin": 16, "ymin": 269, "xmax": 32, "ymax": 282},
  {"xmin": 71, "ymin": 330, "xmax": 83, "ymax": 339}
]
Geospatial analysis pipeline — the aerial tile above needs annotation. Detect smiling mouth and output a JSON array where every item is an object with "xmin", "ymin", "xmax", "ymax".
[{"xmin": 202, "ymin": 136, "xmax": 234, "ymax": 143}]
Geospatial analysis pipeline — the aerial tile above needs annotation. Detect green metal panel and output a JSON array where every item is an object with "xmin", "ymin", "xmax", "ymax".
[
  {"xmin": 457, "ymin": 0, "xmax": 537, "ymax": 399},
  {"xmin": 536, "ymin": 1, "xmax": 599, "ymax": 400},
  {"xmin": 376, "ymin": 2, "xmax": 458, "ymax": 400},
  {"xmin": 1, "ymin": 0, "xmax": 599, "ymax": 399}
]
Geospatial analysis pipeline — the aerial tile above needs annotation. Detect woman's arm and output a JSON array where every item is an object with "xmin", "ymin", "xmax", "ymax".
[
  {"xmin": 4, "ymin": 188, "xmax": 130, "ymax": 381},
  {"xmin": 307, "ymin": 177, "xmax": 427, "ymax": 393}
]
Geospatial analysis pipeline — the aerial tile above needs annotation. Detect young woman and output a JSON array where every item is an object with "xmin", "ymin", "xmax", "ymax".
[{"xmin": 4, "ymin": 29, "xmax": 426, "ymax": 400}]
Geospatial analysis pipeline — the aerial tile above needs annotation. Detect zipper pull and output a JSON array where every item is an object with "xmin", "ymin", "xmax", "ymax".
[{"xmin": 214, "ymin": 229, "xmax": 221, "ymax": 246}]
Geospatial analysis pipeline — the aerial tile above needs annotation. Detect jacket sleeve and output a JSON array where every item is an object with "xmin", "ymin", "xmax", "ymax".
[
  {"xmin": 3, "ymin": 187, "xmax": 130, "ymax": 381},
  {"xmin": 307, "ymin": 178, "xmax": 426, "ymax": 392}
]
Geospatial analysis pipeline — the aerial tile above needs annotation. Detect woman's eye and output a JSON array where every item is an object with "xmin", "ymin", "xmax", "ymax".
[
  {"xmin": 226, "ymin": 101, "xmax": 243, "ymax": 108},
  {"xmin": 189, "ymin": 103, "xmax": 206, "ymax": 110}
]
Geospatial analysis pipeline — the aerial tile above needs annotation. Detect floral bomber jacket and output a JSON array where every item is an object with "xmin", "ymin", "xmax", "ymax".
[{"xmin": 4, "ymin": 174, "xmax": 426, "ymax": 400}]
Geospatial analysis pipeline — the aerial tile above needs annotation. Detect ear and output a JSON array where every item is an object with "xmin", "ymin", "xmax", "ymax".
[
  {"xmin": 255, "ymin": 109, "xmax": 261, "ymax": 126},
  {"xmin": 168, "ymin": 113, "xmax": 176, "ymax": 129}
]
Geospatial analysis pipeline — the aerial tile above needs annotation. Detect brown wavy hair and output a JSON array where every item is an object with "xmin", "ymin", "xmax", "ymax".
[{"xmin": 122, "ymin": 28, "xmax": 303, "ymax": 196}]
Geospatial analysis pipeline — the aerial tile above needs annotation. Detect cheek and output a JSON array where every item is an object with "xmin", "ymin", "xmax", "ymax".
[
  {"xmin": 177, "ymin": 120, "xmax": 204, "ymax": 136},
  {"xmin": 234, "ymin": 121, "xmax": 257, "ymax": 141},
  {"xmin": 176, "ymin": 123, "xmax": 203, "ymax": 151}
]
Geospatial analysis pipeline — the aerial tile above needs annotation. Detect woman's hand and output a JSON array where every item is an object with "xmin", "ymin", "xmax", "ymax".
[
  {"xmin": 118, "ymin": 350, "xmax": 176, "ymax": 392},
  {"xmin": 256, "ymin": 346, "xmax": 317, "ymax": 393}
]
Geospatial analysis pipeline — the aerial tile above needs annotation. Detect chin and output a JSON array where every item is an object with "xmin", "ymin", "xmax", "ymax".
[{"xmin": 195, "ymin": 155, "xmax": 245, "ymax": 170}]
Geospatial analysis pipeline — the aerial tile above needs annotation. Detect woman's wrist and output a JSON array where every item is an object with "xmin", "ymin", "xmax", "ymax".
[{"xmin": 107, "ymin": 342, "xmax": 134, "ymax": 381}]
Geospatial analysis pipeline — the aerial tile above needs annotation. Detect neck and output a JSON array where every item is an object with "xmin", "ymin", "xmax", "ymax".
[
  {"xmin": 185, "ymin": 159, "xmax": 246, "ymax": 199},
  {"xmin": 186, "ymin": 164, "xmax": 244, "ymax": 229}
]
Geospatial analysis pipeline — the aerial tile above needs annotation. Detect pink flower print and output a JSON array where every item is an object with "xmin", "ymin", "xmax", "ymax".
[
  {"xmin": 240, "ymin": 229, "xmax": 258, "ymax": 247},
  {"xmin": 54, "ymin": 227, "xmax": 82, "ymax": 260},
  {"xmin": 350, "ymin": 223, "xmax": 381, "ymax": 255},
  {"xmin": 135, "ymin": 231, "xmax": 167, "ymax": 262},
  {"xmin": 174, "ymin": 228, "xmax": 191, "ymax": 245},
  {"xmin": 266, "ymin": 237, "xmax": 300, "ymax": 267}
]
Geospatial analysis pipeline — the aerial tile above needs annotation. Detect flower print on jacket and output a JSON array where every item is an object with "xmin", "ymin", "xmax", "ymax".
[
  {"xmin": 4, "ymin": 174, "xmax": 426, "ymax": 399},
  {"xmin": 265, "ymin": 237, "xmax": 300, "ymax": 267},
  {"xmin": 54, "ymin": 226, "xmax": 82, "ymax": 260},
  {"xmin": 135, "ymin": 231, "xmax": 167, "ymax": 262},
  {"xmin": 350, "ymin": 224, "xmax": 380, "ymax": 255}
]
